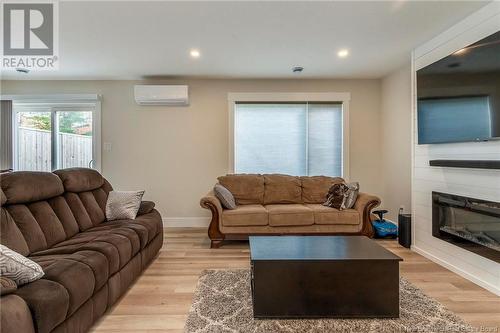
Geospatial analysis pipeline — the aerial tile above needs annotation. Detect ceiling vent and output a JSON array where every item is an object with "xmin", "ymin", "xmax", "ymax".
[{"xmin": 134, "ymin": 85, "xmax": 189, "ymax": 106}]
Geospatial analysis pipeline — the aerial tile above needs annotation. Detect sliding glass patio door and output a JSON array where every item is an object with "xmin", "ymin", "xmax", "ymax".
[
  {"xmin": 55, "ymin": 108, "xmax": 94, "ymax": 169},
  {"xmin": 14, "ymin": 103, "xmax": 96, "ymax": 171}
]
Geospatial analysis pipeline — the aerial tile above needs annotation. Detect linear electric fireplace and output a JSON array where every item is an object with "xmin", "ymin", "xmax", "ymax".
[{"xmin": 432, "ymin": 192, "xmax": 500, "ymax": 263}]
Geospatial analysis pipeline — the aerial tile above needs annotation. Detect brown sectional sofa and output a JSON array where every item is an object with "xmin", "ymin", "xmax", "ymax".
[
  {"xmin": 201, "ymin": 174, "xmax": 380, "ymax": 248},
  {"xmin": 0, "ymin": 168, "xmax": 163, "ymax": 333}
]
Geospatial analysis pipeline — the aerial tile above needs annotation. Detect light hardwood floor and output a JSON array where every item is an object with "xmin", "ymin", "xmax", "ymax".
[{"xmin": 90, "ymin": 228, "xmax": 500, "ymax": 333}]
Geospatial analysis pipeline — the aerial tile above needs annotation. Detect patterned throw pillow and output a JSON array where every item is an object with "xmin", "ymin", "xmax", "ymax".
[
  {"xmin": 0, "ymin": 244, "xmax": 44, "ymax": 286},
  {"xmin": 106, "ymin": 190, "xmax": 145, "ymax": 221},
  {"xmin": 323, "ymin": 183, "xmax": 348, "ymax": 209},
  {"xmin": 342, "ymin": 182, "xmax": 359, "ymax": 209},
  {"xmin": 214, "ymin": 184, "xmax": 236, "ymax": 209},
  {"xmin": 323, "ymin": 182, "xmax": 359, "ymax": 210}
]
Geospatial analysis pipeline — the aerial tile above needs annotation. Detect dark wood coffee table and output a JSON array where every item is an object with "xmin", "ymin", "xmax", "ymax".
[{"xmin": 249, "ymin": 235, "xmax": 402, "ymax": 318}]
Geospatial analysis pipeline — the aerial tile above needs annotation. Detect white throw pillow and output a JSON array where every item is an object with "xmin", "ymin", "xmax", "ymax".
[
  {"xmin": 106, "ymin": 190, "xmax": 145, "ymax": 221},
  {"xmin": 0, "ymin": 244, "xmax": 44, "ymax": 285}
]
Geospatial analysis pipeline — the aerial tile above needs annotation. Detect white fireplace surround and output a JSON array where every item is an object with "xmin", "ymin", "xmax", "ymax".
[{"xmin": 411, "ymin": 1, "xmax": 500, "ymax": 295}]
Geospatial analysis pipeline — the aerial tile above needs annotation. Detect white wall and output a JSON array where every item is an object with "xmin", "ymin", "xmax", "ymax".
[
  {"xmin": 381, "ymin": 65, "xmax": 412, "ymax": 221},
  {"xmin": 1, "ymin": 78, "xmax": 383, "ymax": 225},
  {"xmin": 412, "ymin": 2, "xmax": 500, "ymax": 295}
]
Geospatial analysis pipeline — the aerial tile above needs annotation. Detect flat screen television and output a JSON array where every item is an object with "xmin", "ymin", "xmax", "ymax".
[{"xmin": 416, "ymin": 31, "xmax": 500, "ymax": 144}]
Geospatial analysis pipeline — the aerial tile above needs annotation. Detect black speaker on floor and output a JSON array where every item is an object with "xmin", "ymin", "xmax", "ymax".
[{"xmin": 398, "ymin": 212, "xmax": 412, "ymax": 248}]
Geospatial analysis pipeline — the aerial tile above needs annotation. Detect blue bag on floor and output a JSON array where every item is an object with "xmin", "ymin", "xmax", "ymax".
[{"xmin": 372, "ymin": 219, "xmax": 398, "ymax": 238}]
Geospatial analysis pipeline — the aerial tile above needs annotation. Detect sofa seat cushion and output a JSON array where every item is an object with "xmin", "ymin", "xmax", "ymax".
[
  {"xmin": 38, "ymin": 258, "xmax": 96, "ymax": 316},
  {"xmin": 305, "ymin": 204, "xmax": 360, "ymax": 225},
  {"xmin": 265, "ymin": 204, "xmax": 313, "ymax": 227},
  {"xmin": 31, "ymin": 250, "xmax": 109, "ymax": 293},
  {"xmin": 79, "ymin": 225, "xmax": 141, "ymax": 254},
  {"xmin": 32, "ymin": 231, "xmax": 137, "ymax": 275},
  {"xmin": 84, "ymin": 222, "xmax": 148, "ymax": 249},
  {"xmin": 222, "ymin": 205, "xmax": 268, "ymax": 227},
  {"xmin": 16, "ymin": 254, "xmax": 98, "ymax": 324},
  {"xmin": 14, "ymin": 279, "xmax": 69, "ymax": 333},
  {"xmin": 87, "ymin": 210, "xmax": 162, "ymax": 249}
]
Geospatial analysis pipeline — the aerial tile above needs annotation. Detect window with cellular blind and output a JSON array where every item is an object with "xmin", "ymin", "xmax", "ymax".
[{"xmin": 234, "ymin": 102, "xmax": 343, "ymax": 177}]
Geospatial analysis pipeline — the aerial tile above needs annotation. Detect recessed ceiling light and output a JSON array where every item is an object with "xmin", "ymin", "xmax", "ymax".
[
  {"xmin": 190, "ymin": 49, "xmax": 200, "ymax": 58},
  {"xmin": 453, "ymin": 48, "xmax": 467, "ymax": 56},
  {"xmin": 337, "ymin": 49, "xmax": 349, "ymax": 58}
]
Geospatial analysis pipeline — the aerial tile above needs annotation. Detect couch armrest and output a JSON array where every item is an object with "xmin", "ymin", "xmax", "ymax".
[
  {"xmin": 354, "ymin": 192, "xmax": 381, "ymax": 238},
  {"xmin": 0, "ymin": 277, "xmax": 17, "ymax": 296},
  {"xmin": 137, "ymin": 200, "xmax": 155, "ymax": 216},
  {"xmin": 1, "ymin": 295, "xmax": 35, "ymax": 333},
  {"xmin": 200, "ymin": 191, "xmax": 223, "ymax": 212},
  {"xmin": 200, "ymin": 191, "xmax": 225, "ymax": 248}
]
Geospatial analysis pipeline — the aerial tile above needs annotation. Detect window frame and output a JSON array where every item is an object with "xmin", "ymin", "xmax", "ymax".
[
  {"xmin": 228, "ymin": 92, "xmax": 350, "ymax": 180},
  {"xmin": 5, "ymin": 94, "xmax": 102, "ymax": 172}
]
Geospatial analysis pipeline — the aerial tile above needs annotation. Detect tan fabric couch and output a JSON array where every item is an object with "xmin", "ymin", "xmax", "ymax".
[{"xmin": 200, "ymin": 174, "xmax": 380, "ymax": 248}]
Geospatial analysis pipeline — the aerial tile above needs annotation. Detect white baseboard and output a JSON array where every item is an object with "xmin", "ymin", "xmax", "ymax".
[
  {"xmin": 412, "ymin": 245, "xmax": 500, "ymax": 296},
  {"xmin": 162, "ymin": 217, "xmax": 211, "ymax": 227}
]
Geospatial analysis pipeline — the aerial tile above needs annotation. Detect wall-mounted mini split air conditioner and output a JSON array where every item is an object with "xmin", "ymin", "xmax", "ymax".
[{"xmin": 134, "ymin": 85, "xmax": 189, "ymax": 106}]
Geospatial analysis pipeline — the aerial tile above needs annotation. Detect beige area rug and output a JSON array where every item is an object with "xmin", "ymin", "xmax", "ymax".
[{"xmin": 185, "ymin": 269, "xmax": 473, "ymax": 333}]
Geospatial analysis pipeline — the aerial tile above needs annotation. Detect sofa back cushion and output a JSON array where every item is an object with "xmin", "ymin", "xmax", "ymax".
[
  {"xmin": 217, "ymin": 174, "xmax": 264, "ymax": 205},
  {"xmin": 0, "ymin": 205, "xmax": 30, "ymax": 256},
  {"xmin": 0, "ymin": 168, "xmax": 113, "ymax": 255},
  {"xmin": 263, "ymin": 174, "xmax": 302, "ymax": 204},
  {"xmin": 1, "ymin": 172, "xmax": 63, "ymax": 205},
  {"xmin": 1, "ymin": 172, "xmax": 69, "ymax": 254},
  {"xmin": 216, "ymin": 174, "xmax": 345, "ymax": 205},
  {"xmin": 54, "ymin": 168, "xmax": 112, "ymax": 229},
  {"xmin": 54, "ymin": 168, "xmax": 104, "ymax": 192},
  {"xmin": 300, "ymin": 176, "xmax": 344, "ymax": 203},
  {"xmin": 0, "ymin": 187, "xmax": 6, "ymax": 206}
]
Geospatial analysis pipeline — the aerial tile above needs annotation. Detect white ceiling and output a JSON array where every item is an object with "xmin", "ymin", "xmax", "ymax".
[{"xmin": 1, "ymin": 1, "xmax": 490, "ymax": 80}]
